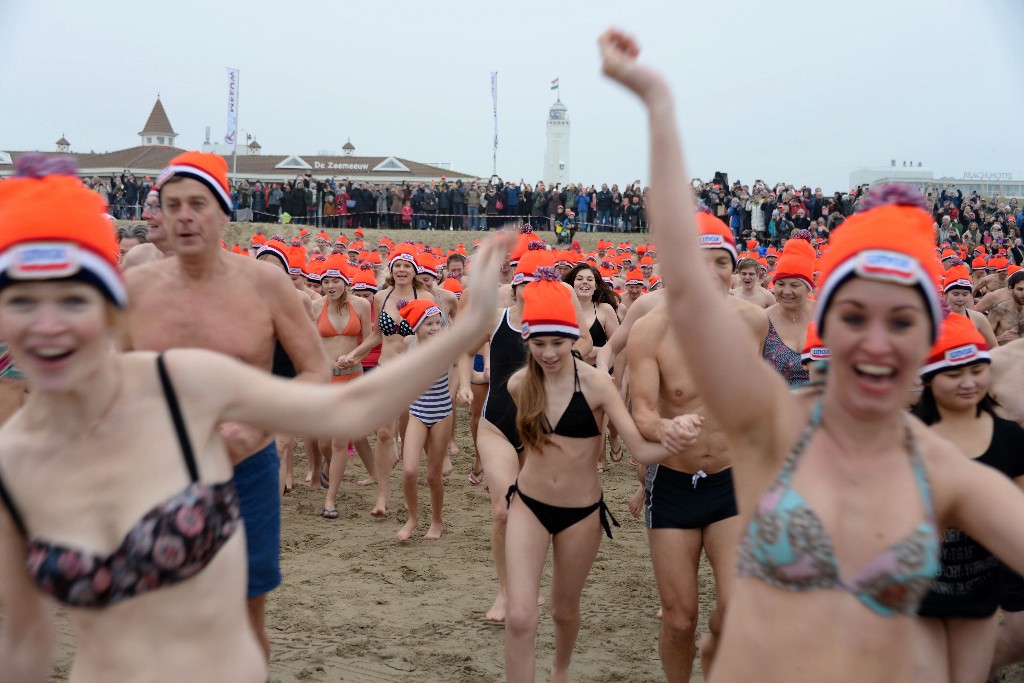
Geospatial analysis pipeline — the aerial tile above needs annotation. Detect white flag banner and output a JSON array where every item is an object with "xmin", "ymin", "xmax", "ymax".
[
  {"xmin": 225, "ymin": 68, "xmax": 239, "ymax": 145},
  {"xmin": 490, "ymin": 72, "xmax": 498, "ymax": 152}
]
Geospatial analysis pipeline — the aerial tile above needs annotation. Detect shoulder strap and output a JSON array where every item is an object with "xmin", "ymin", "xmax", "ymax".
[
  {"xmin": 0, "ymin": 471, "xmax": 27, "ymax": 537},
  {"xmin": 156, "ymin": 354, "xmax": 200, "ymax": 482}
]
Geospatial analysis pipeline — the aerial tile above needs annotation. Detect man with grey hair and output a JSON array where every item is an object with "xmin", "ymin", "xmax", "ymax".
[
  {"xmin": 116, "ymin": 223, "xmax": 148, "ymax": 262},
  {"xmin": 121, "ymin": 188, "xmax": 174, "ymax": 270}
]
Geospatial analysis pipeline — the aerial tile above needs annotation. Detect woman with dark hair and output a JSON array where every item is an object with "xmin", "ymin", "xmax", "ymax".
[
  {"xmin": 911, "ymin": 314, "xmax": 1024, "ymax": 683},
  {"xmin": 503, "ymin": 267, "xmax": 695, "ymax": 683},
  {"xmin": 564, "ymin": 262, "xmax": 621, "ymax": 470}
]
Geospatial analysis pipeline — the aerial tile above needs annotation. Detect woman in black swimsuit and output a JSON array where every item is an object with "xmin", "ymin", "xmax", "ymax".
[
  {"xmin": 911, "ymin": 313, "xmax": 1024, "ymax": 683},
  {"xmin": 0, "ymin": 162, "xmax": 513, "ymax": 682},
  {"xmin": 565, "ymin": 262, "xmax": 621, "ymax": 470},
  {"xmin": 503, "ymin": 268, "xmax": 684, "ymax": 683}
]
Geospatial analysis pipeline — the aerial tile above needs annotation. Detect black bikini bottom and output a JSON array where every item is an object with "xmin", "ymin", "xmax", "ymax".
[{"xmin": 506, "ymin": 483, "xmax": 619, "ymax": 539}]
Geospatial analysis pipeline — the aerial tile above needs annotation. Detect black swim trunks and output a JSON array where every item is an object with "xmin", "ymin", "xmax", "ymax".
[{"xmin": 644, "ymin": 465, "xmax": 737, "ymax": 530}]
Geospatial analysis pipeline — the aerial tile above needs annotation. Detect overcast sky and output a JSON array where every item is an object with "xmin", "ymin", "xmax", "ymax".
[{"xmin": 2, "ymin": 0, "xmax": 1022, "ymax": 191}]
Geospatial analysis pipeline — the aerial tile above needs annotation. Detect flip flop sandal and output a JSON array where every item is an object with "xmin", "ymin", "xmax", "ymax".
[
  {"xmin": 321, "ymin": 508, "xmax": 339, "ymax": 520},
  {"xmin": 468, "ymin": 468, "xmax": 485, "ymax": 486}
]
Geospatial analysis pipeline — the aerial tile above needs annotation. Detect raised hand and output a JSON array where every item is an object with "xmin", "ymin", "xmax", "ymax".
[
  {"xmin": 661, "ymin": 414, "xmax": 704, "ymax": 454},
  {"xmin": 598, "ymin": 28, "xmax": 667, "ymax": 101},
  {"xmin": 460, "ymin": 231, "xmax": 516, "ymax": 335}
]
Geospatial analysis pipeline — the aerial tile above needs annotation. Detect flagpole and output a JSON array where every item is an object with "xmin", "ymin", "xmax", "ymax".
[
  {"xmin": 232, "ymin": 73, "xmax": 239, "ymax": 185},
  {"xmin": 491, "ymin": 72, "xmax": 498, "ymax": 178}
]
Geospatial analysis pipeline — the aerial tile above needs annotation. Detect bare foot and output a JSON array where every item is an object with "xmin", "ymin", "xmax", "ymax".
[
  {"xmin": 448, "ymin": 441, "xmax": 460, "ymax": 458},
  {"xmin": 357, "ymin": 476, "xmax": 376, "ymax": 487},
  {"xmin": 442, "ymin": 455, "xmax": 453, "ymax": 478},
  {"xmin": 485, "ymin": 595, "xmax": 506, "ymax": 622},
  {"xmin": 370, "ymin": 500, "xmax": 389, "ymax": 517},
  {"xmin": 699, "ymin": 632, "xmax": 719, "ymax": 679},
  {"xmin": 537, "ymin": 594, "xmax": 545, "ymax": 607},
  {"xmin": 304, "ymin": 470, "xmax": 313, "ymax": 484},
  {"xmin": 423, "ymin": 522, "xmax": 443, "ymax": 540},
  {"xmin": 396, "ymin": 518, "xmax": 417, "ymax": 542},
  {"xmin": 628, "ymin": 485, "xmax": 645, "ymax": 518},
  {"xmin": 656, "ymin": 607, "xmax": 663, "ymax": 619}
]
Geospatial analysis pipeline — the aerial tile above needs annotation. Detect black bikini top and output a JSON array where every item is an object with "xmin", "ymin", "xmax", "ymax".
[{"xmin": 544, "ymin": 359, "xmax": 601, "ymax": 439}]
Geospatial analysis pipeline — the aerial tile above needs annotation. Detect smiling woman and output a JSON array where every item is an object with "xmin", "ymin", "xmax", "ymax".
[
  {"xmin": 599, "ymin": 26, "xmax": 1024, "ymax": 682},
  {"xmin": 0, "ymin": 154, "xmax": 512, "ymax": 683}
]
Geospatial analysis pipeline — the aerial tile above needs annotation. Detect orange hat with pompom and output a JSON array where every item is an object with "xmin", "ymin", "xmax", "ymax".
[
  {"xmin": 442, "ymin": 275, "xmax": 463, "ymax": 299},
  {"xmin": 396, "ymin": 298, "xmax": 441, "ymax": 336},
  {"xmin": 513, "ymin": 241, "xmax": 555, "ymax": 286},
  {"xmin": 351, "ymin": 263, "xmax": 378, "ymax": 292},
  {"xmin": 521, "ymin": 267, "xmax": 579, "ymax": 340},
  {"xmin": 920, "ymin": 312, "xmax": 990, "ymax": 379},
  {"xmin": 0, "ymin": 155, "xmax": 126, "ymax": 307},
  {"xmin": 156, "ymin": 151, "xmax": 232, "ymax": 215},
  {"xmin": 942, "ymin": 264, "xmax": 973, "ymax": 292},
  {"xmin": 696, "ymin": 213, "xmax": 737, "ymax": 266},
  {"xmin": 815, "ymin": 184, "xmax": 943, "ymax": 341}
]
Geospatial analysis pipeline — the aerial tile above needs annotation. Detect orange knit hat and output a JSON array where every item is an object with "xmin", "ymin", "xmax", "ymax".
[
  {"xmin": 815, "ymin": 185, "xmax": 943, "ymax": 341},
  {"xmin": 942, "ymin": 264, "xmax": 973, "ymax": 293},
  {"xmin": 696, "ymin": 213, "xmax": 737, "ymax": 266},
  {"xmin": 513, "ymin": 241, "xmax": 555, "ymax": 286},
  {"xmin": 0, "ymin": 156, "xmax": 125, "ymax": 306},
  {"xmin": 388, "ymin": 244, "xmax": 417, "ymax": 270},
  {"xmin": 920, "ymin": 312, "xmax": 990, "ymax": 379},
  {"xmin": 521, "ymin": 267, "xmax": 579, "ymax": 340},
  {"xmin": 442, "ymin": 275, "xmax": 463, "ymax": 299},
  {"xmin": 351, "ymin": 263, "xmax": 378, "ymax": 292},
  {"xmin": 625, "ymin": 268, "xmax": 645, "ymax": 286},
  {"xmin": 800, "ymin": 322, "xmax": 830, "ymax": 365},
  {"xmin": 415, "ymin": 252, "xmax": 438, "ymax": 278},
  {"xmin": 773, "ymin": 238, "xmax": 815, "ymax": 289},
  {"xmin": 322, "ymin": 253, "xmax": 350, "ymax": 283},
  {"xmin": 156, "ymin": 151, "xmax": 232, "ymax": 214},
  {"xmin": 396, "ymin": 298, "xmax": 441, "ymax": 336},
  {"xmin": 509, "ymin": 225, "xmax": 539, "ymax": 265}
]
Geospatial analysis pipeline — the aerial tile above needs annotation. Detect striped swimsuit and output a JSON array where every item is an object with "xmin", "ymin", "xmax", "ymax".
[
  {"xmin": 0, "ymin": 343, "xmax": 23, "ymax": 382},
  {"xmin": 410, "ymin": 372, "xmax": 453, "ymax": 427}
]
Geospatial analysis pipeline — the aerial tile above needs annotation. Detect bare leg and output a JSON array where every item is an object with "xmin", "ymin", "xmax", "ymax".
[
  {"xmin": 397, "ymin": 417, "xmax": 428, "ymax": 542},
  {"xmin": 354, "ymin": 437, "xmax": 376, "ymax": 486},
  {"xmin": 424, "ymin": 414, "xmax": 454, "ymax": 539},
  {"xmin": 276, "ymin": 435, "xmax": 296, "ymax": 493},
  {"xmin": 246, "ymin": 595, "xmax": 270, "ymax": 662},
  {"xmin": 991, "ymin": 610, "xmax": 1024, "ymax": 678},
  {"xmin": 698, "ymin": 516, "xmax": 741, "ymax": 680},
  {"xmin": 478, "ymin": 419, "xmax": 521, "ymax": 621},
  {"xmin": 647, "ymin": 528, "xmax": 704, "ymax": 683},
  {"xmin": 304, "ymin": 436, "xmax": 322, "ymax": 490},
  {"xmin": 372, "ymin": 417, "xmax": 399, "ymax": 516},
  {"xmin": 948, "ymin": 616, "xmax": 998, "ymax": 683},
  {"xmin": 324, "ymin": 436, "xmax": 349, "ymax": 515},
  {"xmin": 503, "ymin": 494, "xmax": 552, "ymax": 683},
  {"xmin": 549, "ymin": 510, "xmax": 603, "ymax": 683}
]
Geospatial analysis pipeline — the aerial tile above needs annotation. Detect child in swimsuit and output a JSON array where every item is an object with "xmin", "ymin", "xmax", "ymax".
[{"xmin": 394, "ymin": 299, "xmax": 454, "ymax": 542}]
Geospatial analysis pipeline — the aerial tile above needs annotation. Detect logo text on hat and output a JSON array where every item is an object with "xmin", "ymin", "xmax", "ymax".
[
  {"xmin": 11, "ymin": 243, "xmax": 79, "ymax": 279},
  {"xmin": 856, "ymin": 250, "xmax": 918, "ymax": 285},
  {"xmin": 698, "ymin": 235, "xmax": 725, "ymax": 249},
  {"xmin": 946, "ymin": 345, "xmax": 978, "ymax": 363},
  {"xmin": 810, "ymin": 348, "xmax": 831, "ymax": 359}
]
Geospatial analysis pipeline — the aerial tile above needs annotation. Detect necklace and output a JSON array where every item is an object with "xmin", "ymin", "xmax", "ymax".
[{"xmin": 81, "ymin": 370, "xmax": 124, "ymax": 439}]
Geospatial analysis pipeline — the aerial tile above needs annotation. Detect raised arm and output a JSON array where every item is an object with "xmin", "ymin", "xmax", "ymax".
[{"xmin": 599, "ymin": 29, "xmax": 790, "ymax": 439}]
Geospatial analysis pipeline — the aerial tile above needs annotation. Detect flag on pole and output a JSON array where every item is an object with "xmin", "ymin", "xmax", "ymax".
[
  {"xmin": 490, "ymin": 72, "xmax": 498, "ymax": 153},
  {"xmin": 550, "ymin": 77, "xmax": 559, "ymax": 91},
  {"xmin": 225, "ymin": 68, "xmax": 239, "ymax": 145}
]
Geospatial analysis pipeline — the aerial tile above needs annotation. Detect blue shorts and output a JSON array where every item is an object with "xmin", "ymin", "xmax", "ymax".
[
  {"xmin": 234, "ymin": 441, "xmax": 282, "ymax": 598},
  {"xmin": 473, "ymin": 354, "xmax": 485, "ymax": 373}
]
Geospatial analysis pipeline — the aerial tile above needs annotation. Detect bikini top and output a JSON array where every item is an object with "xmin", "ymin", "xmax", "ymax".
[
  {"xmin": 588, "ymin": 303, "xmax": 608, "ymax": 349},
  {"xmin": 543, "ymin": 358, "xmax": 602, "ymax": 439},
  {"xmin": 763, "ymin": 319, "xmax": 810, "ymax": 388},
  {"xmin": 378, "ymin": 286, "xmax": 419, "ymax": 337},
  {"xmin": 318, "ymin": 301, "xmax": 360, "ymax": 339},
  {"xmin": 0, "ymin": 355, "xmax": 240, "ymax": 609},
  {"xmin": 736, "ymin": 401, "xmax": 940, "ymax": 617}
]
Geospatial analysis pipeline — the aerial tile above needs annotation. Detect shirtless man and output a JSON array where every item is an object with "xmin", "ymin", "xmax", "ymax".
[
  {"xmin": 120, "ymin": 189, "xmax": 173, "ymax": 270},
  {"xmin": 123, "ymin": 152, "xmax": 329, "ymax": 660},
  {"xmin": 987, "ymin": 271, "xmax": 1024, "ymax": 345},
  {"xmin": 974, "ymin": 285, "xmax": 1013, "ymax": 314},
  {"xmin": 730, "ymin": 256, "xmax": 776, "ymax": 309},
  {"xmin": 627, "ymin": 222, "xmax": 768, "ymax": 683},
  {"xmin": 619, "ymin": 271, "xmax": 645, "ymax": 318},
  {"xmin": 974, "ymin": 260, "xmax": 1009, "ymax": 297}
]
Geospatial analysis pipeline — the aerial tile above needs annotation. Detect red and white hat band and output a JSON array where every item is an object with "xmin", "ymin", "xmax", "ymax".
[
  {"xmin": 0, "ymin": 241, "xmax": 127, "ymax": 307},
  {"xmin": 920, "ymin": 343, "xmax": 990, "ymax": 377},
  {"xmin": 157, "ymin": 163, "xmax": 232, "ymax": 215},
  {"xmin": 698, "ymin": 234, "xmax": 737, "ymax": 262}
]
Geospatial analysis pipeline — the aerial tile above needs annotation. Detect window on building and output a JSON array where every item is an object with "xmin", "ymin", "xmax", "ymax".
[{"xmin": 158, "ymin": 137, "xmax": 165, "ymax": 145}]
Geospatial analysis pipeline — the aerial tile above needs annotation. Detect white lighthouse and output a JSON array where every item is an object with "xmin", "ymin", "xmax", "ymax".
[{"xmin": 543, "ymin": 98, "xmax": 570, "ymax": 187}]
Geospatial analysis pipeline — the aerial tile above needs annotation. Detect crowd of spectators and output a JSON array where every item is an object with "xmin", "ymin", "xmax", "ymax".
[{"xmin": 82, "ymin": 170, "xmax": 1024, "ymax": 255}]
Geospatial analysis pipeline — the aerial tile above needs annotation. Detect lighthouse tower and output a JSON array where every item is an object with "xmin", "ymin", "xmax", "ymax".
[{"xmin": 543, "ymin": 98, "xmax": 570, "ymax": 187}]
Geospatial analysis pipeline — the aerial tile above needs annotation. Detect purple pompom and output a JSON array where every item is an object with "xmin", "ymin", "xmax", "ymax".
[
  {"xmin": 14, "ymin": 153, "xmax": 79, "ymax": 179},
  {"xmin": 312, "ymin": 254, "xmax": 326, "ymax": 262},
  {"xmin": 858, "ymin": 183, "xmax": 929, "ymax": 213},
  {"xmin": 534, "ymin": 266, "xmax": 560, "ymax": 282},
  {"xmin": 270, "ymin": 234, "xmax": 285, "ymax": 242},
  {"xmin": 696, "ymin": 204, "xmax": 713, "ymax": 215},
  {"xmin": 360, "ymin": 263, "xmax": 374, "ymax": 271},
  {"xmin": 291, "ymin": 238, "xmax": 302, "ymax": 247},
  {"xmin": 791, "ymin": 229, "xmax": 812, "ymax": 242},
  {"xmin": 331, "ymin": 247, "xmax": 345, "ymax": 255},
  {"xmin": 528, "ymin": 241, "xmax": 547, "ymax": 251},
  {"xmin": 521, "ymin": 224, "xmax": 534, "ymax": 234},
  {"xmin": 396, "ymin": 298, "xmax": 410, "ymax": 311},
  {"xmin": 600, "ymin": 260, "xmax": 614, "ymax": 270}
]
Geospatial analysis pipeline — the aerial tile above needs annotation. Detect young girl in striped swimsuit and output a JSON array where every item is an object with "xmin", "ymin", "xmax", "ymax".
[{"xmin": 394, "ymin": 299, "xmax": 467, "ymax": 542}]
